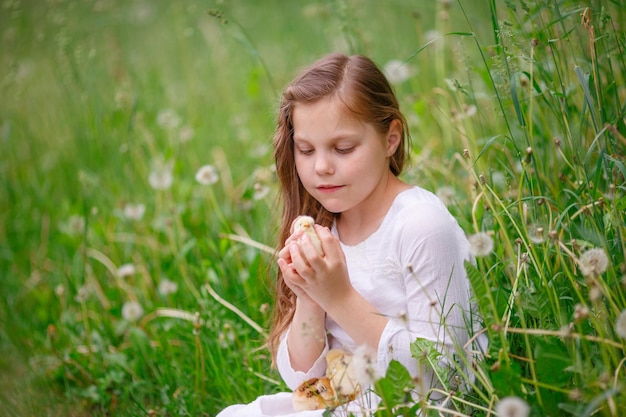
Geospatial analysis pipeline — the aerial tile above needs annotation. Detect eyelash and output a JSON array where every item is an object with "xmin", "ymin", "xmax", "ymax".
[{"xmin": 297, "ymin": 147, "xmax": 354, "ymax": 155}]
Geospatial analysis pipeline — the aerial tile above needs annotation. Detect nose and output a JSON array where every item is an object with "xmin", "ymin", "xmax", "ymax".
[{"xmin": 314, "ymin": 152, "xmax": 334, "ymax": 175}]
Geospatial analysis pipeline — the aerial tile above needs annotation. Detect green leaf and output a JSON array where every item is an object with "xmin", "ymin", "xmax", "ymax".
[
  {"xmin": 373, "ymin": 360, "xmax": 413, "ymax": 415},
  {"xmin": 409, "ymin": 338, "xmax": 446, "ymax": 384}
]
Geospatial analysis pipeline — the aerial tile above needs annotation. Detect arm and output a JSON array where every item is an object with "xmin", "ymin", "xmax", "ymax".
[
  {"xmin": 376, "ymin": 204, "xmax": 476, "ymax": 392},
  {"xmin": 286, "ymin": 226, "xmax": 389, "ymax": 351}
]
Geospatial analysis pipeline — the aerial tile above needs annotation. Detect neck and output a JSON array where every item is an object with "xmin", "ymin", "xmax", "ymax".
[{"xmin": 337, "ymin": 174, "xmax": 409, "ymax": 245}]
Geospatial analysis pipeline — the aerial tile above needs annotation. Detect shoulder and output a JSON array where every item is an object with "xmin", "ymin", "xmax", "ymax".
[{"xmin": 382, "ymin": 187, "xmax": 467, "ymax": 246}]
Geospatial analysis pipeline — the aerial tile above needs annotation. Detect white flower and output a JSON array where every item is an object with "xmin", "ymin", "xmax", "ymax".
[
  {"xmin": 495, "ymin": 396, "xmax": 530, "ymax": 417},
  {"xmin": 122, "ymin": 301, "xmax": 144, "ymax": 322},
  {"xmin": 149, "ymin": 162, "xmax": 174, "ymax": 190},
  {"xmin": 123, "ymin": 203, "xmax": 146, "ymax": 220},
  {"xmin": 383, "ymin": 60, "xmax": 412, "ymax": 84},
  {"xmin": 615, "ymin": 310, "xmax": 626, "ymax": 339},
  {"xmin": 117, "ymin": 263, "xmax": 136, "ymax": 278},
  {"xmin": 578, "ymin": 248, "xmax": 609, "ymax": 277},
  {"xmin": 156, "ymin": 108, "xmax": 181, "ymax": 129},
  {"xmin": 158, "ymin": 278, "xmax": 179, "ymax": 296},
  {"xmin": 350, "ymin": 345, "xmax": 383, "ymax": 387},
  {"xmin": 436, "ymin": 186, "xmax": 456, "ymax": 206},
  {"xmin": 195, "ymin": 164, "xmax": 219, "ymax": 185},
  {"xmin": 468, "ymin": 232, "xmax": 494, "ymax": 257}
]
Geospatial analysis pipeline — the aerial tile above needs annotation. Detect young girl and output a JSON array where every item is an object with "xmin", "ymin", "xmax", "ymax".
[{"xmin": 217, "ymin": 53, "xmax": 482, "ymax": 416}]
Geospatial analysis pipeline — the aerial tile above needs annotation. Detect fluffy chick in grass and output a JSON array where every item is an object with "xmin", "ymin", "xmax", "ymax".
[
  {"xmin": 292, "ymin": 377, "xmax": 335, "ymax": 411},
  {"xmin": 292, "ymin": 349, "xmax": 359, "ymax": 411},
  {"xmin": 290, "ymin": 215, "xmax": 324, "ymax": 256}
]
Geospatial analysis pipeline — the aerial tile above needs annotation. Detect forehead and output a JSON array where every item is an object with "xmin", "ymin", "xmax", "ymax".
[{"xmin": 292, "ymin": 96, "xmax": 367, "ymax": 141}]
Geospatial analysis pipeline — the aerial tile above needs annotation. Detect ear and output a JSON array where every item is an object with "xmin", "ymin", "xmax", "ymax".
[{"xmin": 385, "ymin": 119, "xmax": 402, "ymax": 157}]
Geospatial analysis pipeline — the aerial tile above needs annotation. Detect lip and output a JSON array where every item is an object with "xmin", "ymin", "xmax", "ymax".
[{"xmin": 317, "ymin": 185, "xmax": 344, "ymax": 193}]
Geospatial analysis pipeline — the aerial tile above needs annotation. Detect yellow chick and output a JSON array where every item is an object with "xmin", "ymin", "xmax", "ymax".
[
  {"xmin": 292, "ymin": 377, "xmax": 335, "ymax": 411},
  {"xmin": 325, "ymin": 349, "xmax": 360, "ymax": 399},
  {"xmin": 291, "ymin": 349, "xmax": 359, "ymax": 411},
  {"xmin": 291, "ymin": 215, "xmax": 324, "ymax": 256}
]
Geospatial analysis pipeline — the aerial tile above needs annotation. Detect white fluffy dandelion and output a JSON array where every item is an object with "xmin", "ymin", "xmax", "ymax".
[
  {"xmin": 195, "ymin": 164, "xmax": 219, "ymax": 185},
  {"xmin": 495, "ymin": 396, "xmax": 530, "ymax": 417},
  {"xmin": 578, "ymin": 248, "xmax": 609, "ymax": 277},
  {"xmin": 350, "ymin": 345, "xmax": 383, "ymax": 388},
  {"xmin": 122, "ymin": 301, "xmax": 144, "ymax": 322},
  {"xmin": 468, "ymin": 232, "xmax": 494, "ymax": 257},
  {"xmin": 149, "ymin": 164, "xmax": 173, "ymax": 190},
  {"xmin": 436, "ymin": 186, "xmax": 456, "ymax": 206},
  {"xmin": 158, "ymin": 278, "xmax": 179, "ymax": 296},
  {"xmin": 178, "ymin": 125, "xmax": 194, "ymax": 143},
  {"xmin": 60, "ymin": 215, "xmax": 85, "ymax": 236},
  {"xmin": 123, "ymin": 203, "xmax": 146, "ymax": 220},
  {"xmin": 615, "ymin": 309, "xmax": 626, "ymax": 339},
  {"xmin": 116, "ymin": 263, "xmax": 136, "ymax": 278},
  {"xmin": 156, "ymin": 108, "xmax": 181, "ymax": 129},
  {"xmin": 383, "ymin": 59, "xmax": 413, "ymax": 84},
  {"xmin": 527, "ymin": 223, "xmax": 546, "ymax": 244},
  {"xmin": 74, "ymin": 285, "xmax": 89, "ymax": 303},
  {"xmin": 253, "ymin": 183, "xmax": 270, "ymax": 200},
  {"xmin": 424, "ymin": 29, "xmax": 442, "ymax": 45}
]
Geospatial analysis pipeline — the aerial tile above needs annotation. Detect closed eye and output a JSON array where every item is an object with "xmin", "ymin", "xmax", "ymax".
[
  {"xmin": 297, "ymin": 148, "xmax": 314, "ymax": 155},
  {"xmin": 336, "ymin": 147, "xmax": 354, "ymax": 154}
]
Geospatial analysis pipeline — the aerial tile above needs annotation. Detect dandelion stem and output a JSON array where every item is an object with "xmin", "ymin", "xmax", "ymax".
[{"xmin": 204, "ymin": 282, "xmax": 265, "ymax": 335}]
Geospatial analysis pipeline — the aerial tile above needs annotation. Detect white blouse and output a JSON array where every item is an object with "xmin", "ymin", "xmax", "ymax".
[{"xmin": 218, "ymin": 187, "xmax": 483, "ymax": 417}]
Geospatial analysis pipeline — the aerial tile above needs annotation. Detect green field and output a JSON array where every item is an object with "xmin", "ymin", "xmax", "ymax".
[{"xmin": 1, "ymin": 1, "xmax": 625, "ymax": 416}]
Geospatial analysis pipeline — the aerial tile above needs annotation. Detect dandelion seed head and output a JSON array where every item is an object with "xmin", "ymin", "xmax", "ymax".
[
  {"xmin": 527, "ymin": 223, "xmax": 546, "ymax": 244},
  {"xmin": 578, "ymin": 248, "xmax": 609, "ymax": 277},
  {"xmin": 158, "ymin": 278, "xmax": 178, "ymax": 296},
  {"xmin": 61, "ymin": 215, "xmax": 85, "ymax": 236},
  {"xmin": 54, "ymin": 284, "xmax": 65, "ymax": 298},
  {"xmin": 149, "ymin": 161, "xmax": 174, "ymax": 190},
  {"xmin": 156, "ymin": 108, "xmax": 181, "ymax": 129},
  {"xmin": 495, "ymin": 396, "xmax": 530, "ymax": 417},
  {"xmin": 424, "ymin": 29, "xmax": 442, "ymax": 45},
  {"xmin": 468, "ymin": 232, "xmax": 494, "ymax": 257},
  {"xmin": 436, "ymin": 186, "xmax": 456, "ymax": 206},
  {"xmin": 74, "ymin": 285, "xmax": 89, "ymax": 303},
  {"xmin": 252, "ymin": 183, "xmax": 270, "ymax": 200},
  {"xmin": 573, "ymin": 304, "xmax": 589, "ymax": 322},
  {"xmin": 123, "ymin": 203, "xmax": 146, "ymax": 220},
  {"xmin": 195, "ymin": 164, "xmax": 219, "ymax": 185},
  {"xmin": 178, "ymin": 125, "xmax": 194, "ymax": 143},
  {"xmin": 615, "ymin": 309, "xmax": 626, "ymax": 339},
  {"xmin": 122, "ymin": 300, "xmax": 144, "ymax": 322},
  {"xmin": 259, "ymin": 303, "xmax": 270, "ymax": 315},
  {"xmin": 116, "ymin": 263, "xmax": 136, "ymax": 278},
  {"xmin": 350, "ymin": 345, "xmax": 382, "ymax": 387},
  {"xmin": 383, "ymin": 59, "xmax": 413, "ymax": 84},
  {"xmin": 589, "ymin": 285, "xmax": 603, "ymax": 303}
]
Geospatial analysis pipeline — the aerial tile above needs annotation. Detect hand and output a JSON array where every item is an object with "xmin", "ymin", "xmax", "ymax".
[
  {"xmin": 277, "ymin": 228, "xmax": 318, "ymax": 307},
  {"xmin": 282, "ymin": 225, "xmax": 354, "ymax": 310}
]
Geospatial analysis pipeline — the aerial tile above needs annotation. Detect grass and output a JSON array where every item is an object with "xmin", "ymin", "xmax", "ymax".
[{"xmin": 1, "ymin": 0, "xmax": 625, "ymax": 416}]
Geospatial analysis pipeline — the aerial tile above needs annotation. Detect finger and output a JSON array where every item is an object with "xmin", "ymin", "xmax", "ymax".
[
  {"xmin": 289, "ymin": 243, "xmax": 314, "ymax": 275},
  {"xmin": 298, "ymin": 234, "xmax": 316, "ymax": 256}
]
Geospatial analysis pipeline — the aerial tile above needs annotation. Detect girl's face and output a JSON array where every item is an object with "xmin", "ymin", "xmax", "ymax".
[{"xmin": 292, "ymin": 96, "xmax": 400, "ymax": 216}]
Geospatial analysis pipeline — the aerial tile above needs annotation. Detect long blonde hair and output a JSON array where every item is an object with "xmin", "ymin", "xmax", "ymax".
[{"xmin": 267, "ymin": 53, "xmax": 411, "ymax": 363}]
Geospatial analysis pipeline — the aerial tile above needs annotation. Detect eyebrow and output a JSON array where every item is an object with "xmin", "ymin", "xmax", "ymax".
[{"xmin": 292, "ymin": 131, "xmax": 358, "ymax": 143}]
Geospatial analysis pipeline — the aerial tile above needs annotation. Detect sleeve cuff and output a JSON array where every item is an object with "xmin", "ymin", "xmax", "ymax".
[{"xmin": 276, "ymin": 327, "xmax": 329, "ymax": 390}]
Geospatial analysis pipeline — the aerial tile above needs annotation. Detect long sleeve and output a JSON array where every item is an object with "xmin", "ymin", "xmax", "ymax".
[
  {"xmin": 374, "ymin": 200, "xmax": 476, "ymax": 394},
  {"xmin": 276, "ymin": 327, "xmax": 329, "ymax": 390}
]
